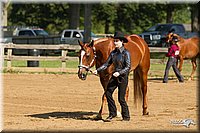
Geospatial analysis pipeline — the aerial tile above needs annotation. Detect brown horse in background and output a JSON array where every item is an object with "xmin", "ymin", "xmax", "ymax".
[
  {"xmin": 78, "ymin": 35, "xmax": 150, "ymax": 119},
  {"xmin": 166, "ymin": 33, "xmax": 199, "ymax": 80}
]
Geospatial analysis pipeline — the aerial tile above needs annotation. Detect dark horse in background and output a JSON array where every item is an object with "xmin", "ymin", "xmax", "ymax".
[
  {"xmin": 166, "ymin": 33, "xmax": 199, "ymax": 80},
  {"xmin": 78, "ymin": 35, "xmax": 150, "ymax": 119}
]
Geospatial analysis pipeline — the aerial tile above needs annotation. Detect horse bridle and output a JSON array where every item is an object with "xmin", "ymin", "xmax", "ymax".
[
  {"xmin": 78, "ymin": 45, "xmax": 125, "ymax": 82},
  {"xmin": 78, "ymin": 47, "xmax": 97, "ymax": 74},
  {"xmin": 167, "ymin": 33, "xmax": 174, "ymax": 42}
]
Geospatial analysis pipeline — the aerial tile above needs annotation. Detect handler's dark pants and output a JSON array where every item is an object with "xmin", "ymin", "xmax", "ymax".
[
  {"xmin": 163, "ymin": 57, "xmax": 184, "ymax": 83},
  {"xmin": 105, "ymin": 74, "xmax": 130, "ymax": 119}
]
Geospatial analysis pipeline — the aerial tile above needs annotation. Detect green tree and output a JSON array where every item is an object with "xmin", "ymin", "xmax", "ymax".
[
  {"xmin": 92, "ymin": 3, "xmax": 117, "ymax": 34},
  {"xmin": 113, "ymin": 3, "xmax": 166, "ymax": 34},
  {"xmin": 8, "ymin": 3, "xmax": 69, "ymax": 34},
  {"xmin": 7, "ymin": 3, "xmax": 193, "ymax": 35}
]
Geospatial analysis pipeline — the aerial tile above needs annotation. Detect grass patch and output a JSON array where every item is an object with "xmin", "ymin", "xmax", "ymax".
[
  {"xmin": 150, "ymin": 52, "xmax": 166, "ymax": 59},
  {"xmin": 3, "ymin": 59, "xmax": 198, "ymax": 79},
  {"xmin": 150, "ymin": 64, "xmax": 165, "ymax": 71},
  {"xmin": 149, "ymin": 63, "xmax": 199, "ymax": 78},
  {"xmin": 3, "ymin": 60, "xmax": 195, "ymax": 71},
  {"xmin": 4, "ymin": 60, "xmax": 79, "ymax": 68}
]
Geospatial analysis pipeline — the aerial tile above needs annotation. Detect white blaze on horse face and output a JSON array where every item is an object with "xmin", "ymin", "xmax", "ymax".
[{"xmin": 80, "ymin": 50, "xmax": 86, "ymax": 66}]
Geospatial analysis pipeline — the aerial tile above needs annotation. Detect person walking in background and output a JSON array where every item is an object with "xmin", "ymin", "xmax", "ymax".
[
  {"xmin": 163, "ymin": 36, "xmax": 184, "ymax": 83},
  {"xmin": 93, "ymin": 31, "xmax": 131, "ymax": 122}
]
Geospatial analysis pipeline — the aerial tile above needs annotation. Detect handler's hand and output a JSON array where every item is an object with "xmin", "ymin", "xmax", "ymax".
[
  {"xmin": 93, "ymin": 70, "xmax": 98, "ymax": 75},
  {"xmin": 113, "ymin": 72, "xmax": 120, "ymax": 77}
]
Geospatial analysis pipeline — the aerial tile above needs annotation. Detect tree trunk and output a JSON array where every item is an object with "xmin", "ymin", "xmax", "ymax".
[
  {"xmin": 84, "ymin": 4, "xmax": 92, "ymax": 43},
  {"xmin": 105, "ymin": 19, "xmax": 109, "ymax": 34},
  {"xmin": 191, "ymin": 3, "xmax": 199, "ymax": 32},
  {"xmin": 166, "ymin": 4, "xmax": 174, "ymax": 23},
  {"xmin": 69, "ymin": 4, "xmax": 80, "ymax": 29},
  {"xmin": 2, "ymin": 1, "xmax": 10, "ymax": 28},
  {"xmin": 114, "ymin": 5, "xmax": 121, "ymax": 32},
  {"xmin": 198, "ymin": 2, "xmax": 200, "ymax": 33}
]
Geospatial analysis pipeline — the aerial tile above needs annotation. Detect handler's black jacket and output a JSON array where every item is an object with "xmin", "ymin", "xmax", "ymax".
[{"xmin": 96, "ymin": 46, "xmax": 131, "ymax": 75}]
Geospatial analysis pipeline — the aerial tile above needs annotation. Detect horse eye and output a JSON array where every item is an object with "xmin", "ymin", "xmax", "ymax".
[{"xmin": 86, "ymin": 53, "xmax": 90, "ymax": 57}]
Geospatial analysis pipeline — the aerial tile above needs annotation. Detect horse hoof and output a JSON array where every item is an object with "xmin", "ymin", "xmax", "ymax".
[
  {"xmin": 188, "ymin": 77, "xmax": 194, "ymax": 81},
  {"xmin": 93, "ymin": 114, "xmax": 102, "ymax": 120},
  {"xmin": 143, "ymin": 111, "xmax": 149, "ymax": 115}
]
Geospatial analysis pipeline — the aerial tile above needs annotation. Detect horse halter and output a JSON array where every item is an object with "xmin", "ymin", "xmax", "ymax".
[{"xmin": 78, "ymin": 46, "xmax": 96, "ymax": 73}]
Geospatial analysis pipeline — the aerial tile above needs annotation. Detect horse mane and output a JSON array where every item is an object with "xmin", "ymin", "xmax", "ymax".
[
  {"xmin": 106, "ymin": 35, "xmax": 114, "ymax": 38},
  {"xmin": 94, "ymin": 38, "xmax": 110, "ymax": 45},
  {"xmin": 93, "ymin": 38, "xmax": 115, "ymax": 62}
]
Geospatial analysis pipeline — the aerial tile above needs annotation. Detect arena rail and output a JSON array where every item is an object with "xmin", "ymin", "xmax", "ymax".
[
  {"xmin": 2, "ymin": 43, "xmax": 168, "ymax": 73},
  {"xmin": 2, "ymin": 43, "xmax": 80, "ymax": 72}
]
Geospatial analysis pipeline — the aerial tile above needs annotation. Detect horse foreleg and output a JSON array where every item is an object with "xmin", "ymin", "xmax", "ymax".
[
  {"xmin": 99, "ymin": 93, "xmax": 107, "ymax": 115},
  {"xmin": 95, "ymin": 93, "xmax": 107, "ymax": 120},
  {"xmin": 189, "ymin": 59, "xmax": 197, "ymax": 81},
  {"xmin": 94, "ymin": 76, "xmax": 109, "ymax": 120},
  {"xmin": 178, "ymin": 56, "xmax": 184, "ymax": 72},
  {"xmin": 125, "ymin": 86, "xmax": 129, "ymax": 102},
  {"xmin": 176, "ymin": 58, "xmax": 179, "ymax": 67}
]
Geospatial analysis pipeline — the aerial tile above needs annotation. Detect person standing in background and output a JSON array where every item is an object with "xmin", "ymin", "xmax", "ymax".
[{"xmin": 163, "ymin": 36, "xmax": 184, "ymax": 83}]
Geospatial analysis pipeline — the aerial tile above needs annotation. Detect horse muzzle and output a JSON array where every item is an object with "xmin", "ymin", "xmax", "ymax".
[
  {"xmin": 78, "ymin": 73, "xmax": 87, "ymax": 80},
  {"xmin": 78, "ymin": 66, "xmax": 88, "ymax": 80}
]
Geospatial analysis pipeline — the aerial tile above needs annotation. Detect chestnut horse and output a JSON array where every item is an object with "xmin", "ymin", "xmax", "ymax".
[
  {"xmin": 78, "ymin": 35, "xmax": 150, "ymax": 119},
  {"xmin": 166, "ymin": 33, "xmax": 199, "ymax": 80}
]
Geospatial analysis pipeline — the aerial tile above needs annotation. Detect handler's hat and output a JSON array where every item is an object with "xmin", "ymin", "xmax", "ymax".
[
  {"xmin": 114, "ymin": 31, "xmax": 128, "ymax": 43},
  {"xmin": 172, "ymin": 36, "xmax": 179, "ymax": 42}
]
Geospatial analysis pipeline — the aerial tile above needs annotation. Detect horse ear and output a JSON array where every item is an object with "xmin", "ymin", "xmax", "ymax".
[
  {"xmin": 168, "ymin": 29, "xmax": 175, "ymax": 34},
  {"xmin": 89, "ymin": 40, "xmax": 94, "ymax": 47},
  {"xmin": 78, "ymin": 40, "xmax": 84, "ymax": 48},
  {"xmin": 107, "ymin": 35, "xmax": 114, "ymax": 38}
]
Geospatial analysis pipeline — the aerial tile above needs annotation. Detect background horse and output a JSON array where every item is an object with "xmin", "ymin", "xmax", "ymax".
[
  {"xmin": 166, "ymin": 33, "xmax": 199, "ymax": 80},
  {"xmin": 78, "ymin": 35, "xmax": 150, "ymax": 119}
]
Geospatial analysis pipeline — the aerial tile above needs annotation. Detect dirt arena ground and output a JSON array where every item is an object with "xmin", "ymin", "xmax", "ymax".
[{"xmin": 2, "ymin": 73, "xmax": 199, "ymax": 132}]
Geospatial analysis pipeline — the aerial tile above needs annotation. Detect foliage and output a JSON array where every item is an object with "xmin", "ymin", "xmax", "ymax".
[
  {"xmin": 92, "ymin": 3, "xmax": 117, "ymax": 33},
  {"xmin": 4, "ymin": 60, "xmax": 78, "ymax": 68},
  {"xmin": 7, "ymin": 3, "xmax": 191, "ymax": 35},
  {"xmin": 173, "ymin": 6, "xmax": 191, "ymax": 24},
  {"xmin": 8, "ymin": 3, "xmax": 69, "ymax": 34}
]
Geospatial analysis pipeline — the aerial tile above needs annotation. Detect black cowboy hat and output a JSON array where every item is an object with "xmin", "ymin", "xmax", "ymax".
[
  {"xmin": 114, "ymin": 31, "xmax": 128, "ymax": 43},
  {"xmin": 172, "ymin": 36, "xmax": 179, "ymax": 42}
]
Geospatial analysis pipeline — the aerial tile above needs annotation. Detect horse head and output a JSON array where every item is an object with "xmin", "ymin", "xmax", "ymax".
[
  {"xmin": 166, "ymin": 32, "xmax": 175, "ymax": 43},
  {"xmin": 166, "ymin": 33, "xmax": 182, "ymax": 47},
  {"xmin": 78, "ymin": 40, "xmax": 96, "ymax": 80},
  {"xmin": 166, "ymin": 32, "xmax": 182, "ymax": 42}
]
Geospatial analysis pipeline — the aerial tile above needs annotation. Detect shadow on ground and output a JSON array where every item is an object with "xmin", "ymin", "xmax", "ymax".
[{"xmin": 26, "ymin": 111, "xmax": 99, "ymax": 121}]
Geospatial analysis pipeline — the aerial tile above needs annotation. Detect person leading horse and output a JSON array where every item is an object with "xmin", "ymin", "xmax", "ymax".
[
  {"xmin": 78, "ymin": 32, "xmax": 150, "ymax": 120},
  {"xmin": 93, "ymin": 31, "xmax": 131, "ymax": 122}
]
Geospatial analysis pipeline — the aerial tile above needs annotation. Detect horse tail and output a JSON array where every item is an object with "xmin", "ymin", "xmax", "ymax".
[{"xmin": 133, "ymin": 66, "xmax": 143, "ymax": 109}]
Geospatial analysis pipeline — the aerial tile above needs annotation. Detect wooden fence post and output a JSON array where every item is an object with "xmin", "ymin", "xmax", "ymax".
[
  {"xmin": 7, "ymin": 48, "xmax": 12, "ymax": 68},
  {"xmin": 61, "ymin": 49, "xmax": 68, "ymax": 71}
]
